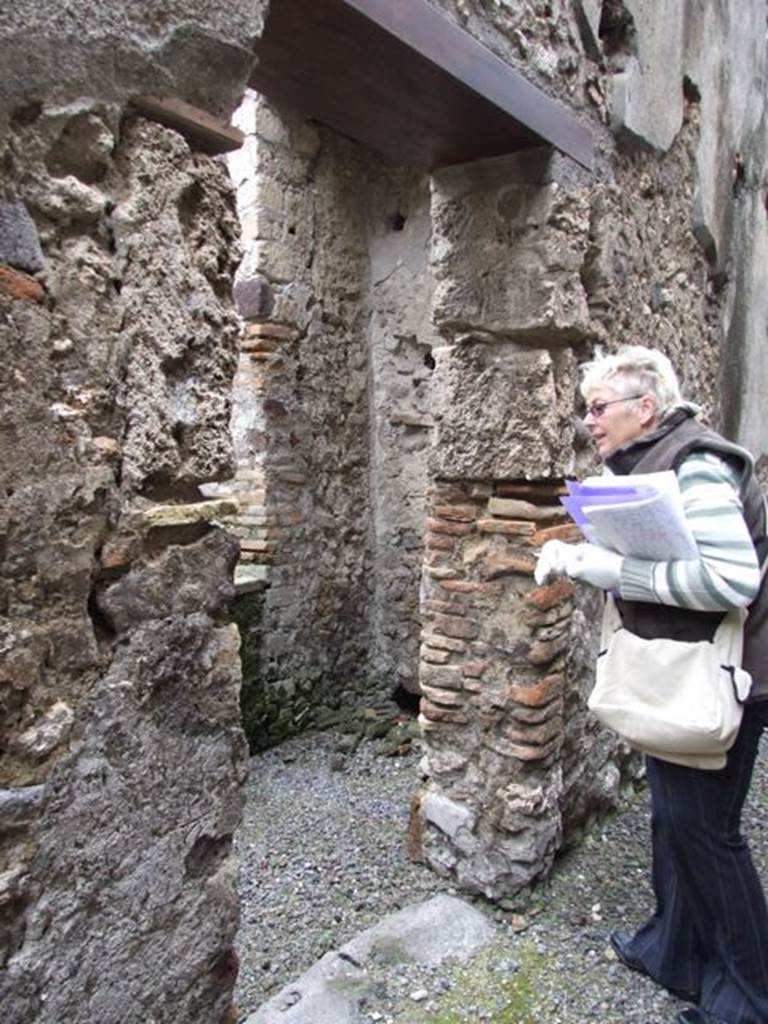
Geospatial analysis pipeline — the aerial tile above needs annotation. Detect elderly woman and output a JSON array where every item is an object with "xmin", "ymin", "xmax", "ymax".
[{"xmin": 537, "ymin": 346, "xmax": 768, "ymax": 1024}]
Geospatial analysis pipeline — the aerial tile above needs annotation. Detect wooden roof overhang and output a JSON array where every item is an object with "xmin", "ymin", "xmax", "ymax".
[{"xmin": 249, "ymin": 0, "xmax": 593, "ymax": 171}]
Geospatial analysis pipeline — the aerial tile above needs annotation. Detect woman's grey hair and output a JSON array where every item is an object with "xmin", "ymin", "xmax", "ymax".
[{"xmin": 579, "ymin": 345, "xmax": 683, "ymax": 417}]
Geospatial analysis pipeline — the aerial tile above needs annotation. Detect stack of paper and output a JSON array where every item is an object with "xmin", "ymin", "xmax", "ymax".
[{"xmin": 561, "ymin": 471, "xmax": 698, "ymax": 561}]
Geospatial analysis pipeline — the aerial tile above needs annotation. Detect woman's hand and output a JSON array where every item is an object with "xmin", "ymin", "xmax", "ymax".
[
  {"xmin": 534, "ymin": 540, "xmax": 579, "ymax": 584},
  {"xmin": 568, "ymin": 543, "xmax": 623, "ymax": 589},
  {"xmin": 535, "ymin": 540, "xmax": 623, "ymax": 590}
]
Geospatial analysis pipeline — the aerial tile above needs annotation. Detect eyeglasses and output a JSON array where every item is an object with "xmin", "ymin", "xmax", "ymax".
[{"xmin": 583, "ymin": 395, "xmax": 645, "ymax": 419}]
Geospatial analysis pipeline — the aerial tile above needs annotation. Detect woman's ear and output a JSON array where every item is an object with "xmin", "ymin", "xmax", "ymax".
[{"xmin": 638, "ymin": 394, "xmax": 658, "ymax": 428}]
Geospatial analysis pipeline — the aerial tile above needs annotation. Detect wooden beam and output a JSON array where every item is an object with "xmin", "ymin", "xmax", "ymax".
[
  {"xmin": 345, "ymin": 0, "xmax": 593, "ymax": 169},
  {"xmin": 249, "ymin": 0, "xmax": 593, "ymax": 171},
  {"xmin": 130, "ymin": 96, "xmax": 244, "ymax": 155}
]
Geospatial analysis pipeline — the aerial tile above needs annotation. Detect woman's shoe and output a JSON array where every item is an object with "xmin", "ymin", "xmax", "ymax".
[
  {"xmin": 675, "ymin": 1009, "xmax": 729, "ymax": 1024},
  {"xmin": 610, "ymin": 930, "xmax": 652, "ymax": 981},
  {"xmin": 610, "ymin": 930, "xmax": 699, "ymax": 1002}
]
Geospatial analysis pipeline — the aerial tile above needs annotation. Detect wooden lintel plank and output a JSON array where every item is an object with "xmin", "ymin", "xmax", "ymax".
[
  {"xmin": 343, "ymin": 0, "xmax": 594, "ymax": 170},
  {"xmin": 130, "ymin": 96, "xmax": 244, "ymax": 155}
]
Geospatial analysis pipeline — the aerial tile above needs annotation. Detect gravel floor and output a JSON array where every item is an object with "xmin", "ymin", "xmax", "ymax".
[{"xmin": 234, "ymin": 731, "xmax": 768, "ymax": 1023}]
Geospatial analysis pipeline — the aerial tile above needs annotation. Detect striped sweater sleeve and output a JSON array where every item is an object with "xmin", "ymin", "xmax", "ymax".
[{"xmin": 618, "ymin": 451, "xmax": 760, "ymax": 610}]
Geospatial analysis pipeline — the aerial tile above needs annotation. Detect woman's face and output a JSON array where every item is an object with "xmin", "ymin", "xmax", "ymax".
[{"xmin": 583, "ymin": 381, "xmax": 658, "ymax": 458}]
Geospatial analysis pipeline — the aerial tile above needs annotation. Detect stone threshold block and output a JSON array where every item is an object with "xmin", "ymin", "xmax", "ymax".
[{"xmin": 244, "ymin": 894, "xmax": 496, "ymax": 1024}]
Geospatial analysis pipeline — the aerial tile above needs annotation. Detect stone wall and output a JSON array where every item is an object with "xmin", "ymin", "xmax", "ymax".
[
  {"xmin": 207, "ymin": 0, "xmax": 766, "ymax": 906},
  {"xmin": 0, "ymin": 3, "xmax": 264, "ymax": 1021},
  {"xmin": 222, "ymin": 91, "xmax": 436, "ymax": 748},
  {"xmin": 1, "ymin": 1, "xmax": 767, "ymax": 1019},
  {"xmin": 412, "ymin": 0, "xmax": 768, "ymax": 898},
  {"xmin": 223, "ymin": 0, "xmax": 767, "ymax": 898}
]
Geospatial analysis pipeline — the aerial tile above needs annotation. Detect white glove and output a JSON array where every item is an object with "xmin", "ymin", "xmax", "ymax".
[
  {"xmin": 534, "ymin": 540, "xmax": 579, "ymax": 584},
  {"xmin": 567, "ymin": 543, "xmax": 623, "ymax": 590}
]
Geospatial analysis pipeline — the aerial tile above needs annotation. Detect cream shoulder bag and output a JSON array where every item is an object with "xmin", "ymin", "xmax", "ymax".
[{"xmin": 587, "ymin": 594, "xmax": 753, "ymax": 770}]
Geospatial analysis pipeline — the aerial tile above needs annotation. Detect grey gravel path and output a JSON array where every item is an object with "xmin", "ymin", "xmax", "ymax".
[{"xmin": 234, "ymin": 731, "xmax": 768, "ymax": 1023}]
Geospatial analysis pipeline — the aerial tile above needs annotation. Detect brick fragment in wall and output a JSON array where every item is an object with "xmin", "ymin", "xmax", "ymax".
[
  {"xmin": 431, "ymin": 503, "xmax": 482, "ymax": 522},
  {"xmin": 504, "ymin": 715, "xmax": 563, "ymax": 748},
  {"xmin": 526, "ymin": 606, "xmax": 573, "ymax": 630},
  {"xmin": 509, "ymin": 697, "xmax": 564, "ymax": 726},
  {"xmin": 233, "ymin": 274, "xmax": 273, "ymax": 318},
  {"xmin": 527, "ymin": 636, "xmax": 568, "ymax": 666},
  {"xmin": 477, "ymin": 519, "xmax": 536, "ymax": 537},
  {"xmin": 0, "ymin": 201, "xmax": 44, "ymax": 272},
  {"xmin": 494, "ymin": 481, "xmax": 568, "ymax": 500},
  {"xmin": 427, "ymin": 484, "xmax": 474, "ymax": 504},
  {"xmin": 524, "ymin": 578, "xmax": 575, "ymax": 611},
  {"xmin": 420, "ymin": 663, "xmax": 464, "ymax": 691},
  {"xmin": 421, "ymin": 683, "xmax": 466, "ymax": 708},
  {"xmin": 421, "ymin": 645, "xmax": 452, "ymax": 664},
  {"xmin": 483, "ymin": 552, "xmax": 537, "ymax": 577},
  {"xmin": 420, "ymin": 700, "xmax": 469, "ymax": 724},
  {"xmin": 426, "ymin": 517, "xmax": 475, "ymax": 537},
  {"xmin": 508, "ymin": 674, "xmax": 563, "ymax": 707},
  {"xmin": 423, "ymin": 598, "xmax": 462, "ymax": 615},
  {"xmin": 486, "ymin": 498, "xmax": 564, "ymax": 521},
  {"xmin": 440, "ymin": 580, "xmax": 503, "ymax": 595},
  {"xmin": 421, "ymin": 632, "xmax": 467, "ymax": 653},
  {"xmin": 429, "ymin": 613, "xmax": 480, "ymax": 641},
  {"xmin": 245, "ymin": 322, "xmax": 300, "ymax": 342},
  {"xmin": 425, "ymin": 532, "xmax": 456, "ymax": 552},
  {"xmin": 426, "ymin": 565, "xmax": 461, "ymax": 581},
  {"xmin": 530, "ymin": 523, "xmax": 582, "ymax": 546},
  {"xmin": 485, "ymin": 734, "xmax": 561, "ymax": 762},
  {"xmin": 0, "ymin": 265, "xmax": 45, "ymax": 302}
]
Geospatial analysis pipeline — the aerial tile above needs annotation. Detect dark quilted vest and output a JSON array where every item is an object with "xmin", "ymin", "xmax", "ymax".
[{"xmin": 605, "ymin": 407, "xmax": 768, "ymax": 699}]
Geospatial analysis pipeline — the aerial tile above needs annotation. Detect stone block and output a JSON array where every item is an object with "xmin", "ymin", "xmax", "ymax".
[
  {"xmin": 0, "ymin": 201, "xmax": 44, "ymax": 272},
  {"xmin": 430, "ymin": 345, "xmax": 577, "ymax": 480},
  {"xmin": 0, "ymin": 785, "xmax": 46, "ymax": 829},
  {"xmin": 610, "ymin": 1, "xmax": 684, "ymax": 153},
  {"xmin": 245, "ymin": 895, "xmax": 495, "ymax": 1024},
  {"xmin": 234, "ymin": 564, "xmax": 270, "ymax": 594},
  {"xmin": 96, "ymin": 531, "xmax": 239, "ymax": 633},
  {"xmin": 573, "ymin": 0, "xmax": 603, "ymax": 60},
  {"xmin": 428, "ymin": 613, "xmax": 480, "ymax": 642},
  {"xmin": 486, "ymin": 498, "xmax": 563, "ymax": 521},
  {"xmin": 233, "ymin": 274, "xmax": 273, "ymax": 319},
  {"xmin": 421, "ymin": 792, "xmax": 476, "ymax": 843},
  {"xmin": 138, "ymin": 499, "xmax": 239, "ymax": 529},
  {"xmin": 10, "ymin": 701, "xmax": 74, "ymax": 760},
  {"xmin": 431, "ymin": 171, "xmax": 590, "ymax": 340}
]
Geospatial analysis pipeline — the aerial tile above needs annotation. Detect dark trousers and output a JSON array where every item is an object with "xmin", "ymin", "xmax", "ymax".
[{"xmin": 625, "ymin": 701, "xmax": 768, "ymax": 1023}]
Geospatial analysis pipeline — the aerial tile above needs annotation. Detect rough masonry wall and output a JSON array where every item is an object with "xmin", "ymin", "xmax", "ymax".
[
  {"xmin": 223, "ymin": 92, "xmax": 436, "ymax": 748},
  {"xmin": 413, "ymin": 0, "xmax": 768, "ymax": 898},
  {"xmin": 0, "ymin": 4, "xmax": 264, "ymax": 1021}
]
